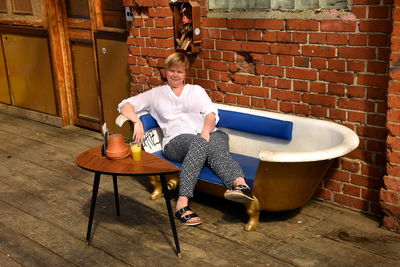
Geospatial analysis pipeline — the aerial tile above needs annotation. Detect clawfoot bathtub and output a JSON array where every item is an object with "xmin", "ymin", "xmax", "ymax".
[{"xmin": 116, "ymin": 103, "xmax": 359, "ymax": 230}]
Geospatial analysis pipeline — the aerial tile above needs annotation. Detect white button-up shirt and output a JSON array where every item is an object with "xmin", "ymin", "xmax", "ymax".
[{"xmin": 118, "ymin": 84, "xmax": 219, "ymax": 149}]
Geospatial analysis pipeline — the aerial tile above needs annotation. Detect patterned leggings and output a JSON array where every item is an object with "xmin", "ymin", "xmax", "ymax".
[{"xmin": 163, "ymin": 130, "xmax": 244, "ymax": 198}]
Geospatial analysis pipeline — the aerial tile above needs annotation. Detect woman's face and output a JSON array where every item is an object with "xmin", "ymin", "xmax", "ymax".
[{"xmin": 166, "ymin": 64, "xmax": 186, "ymax": 89}]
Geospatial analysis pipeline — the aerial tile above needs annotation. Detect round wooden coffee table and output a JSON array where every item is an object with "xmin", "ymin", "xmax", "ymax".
[{"xmin": 76, "ymin": 145, "xmax": 181, "ymax": 256}]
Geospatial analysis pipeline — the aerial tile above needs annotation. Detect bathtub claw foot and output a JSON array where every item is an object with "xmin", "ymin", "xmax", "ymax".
[
  {"xmin": 148, "ymin": 175, "xmax": 162, "ymax": 200},
  {"xmin": 244, "ymin": 196, "xmax": 260, "ymax": 231},
  {"xmin": 148, "ymin": 175, "xmax": 179, "ymax": 200},
  {"xmin": 166, "ymin": 174, "xmax": 179, "ymax": 190}
]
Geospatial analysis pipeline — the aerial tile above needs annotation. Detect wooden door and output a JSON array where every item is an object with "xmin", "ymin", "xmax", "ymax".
[
  {"xmin": 65, "ymin": 0, "xmax": 131, "ymax": 134},
  {"xmin": 65, "ymin": 0, "xmax": 100, "ymax": 130}
]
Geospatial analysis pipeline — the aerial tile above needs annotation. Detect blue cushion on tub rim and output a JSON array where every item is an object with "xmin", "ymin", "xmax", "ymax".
[
  {"xmin": 217, "ymin": 109, "xmax": 293, "ymax": 141},
  {"xmin": 140, "ymin": 108, "xmax": 293, "ymax": 141},
  {"xmin": 140, "ymin": 113, "xmax": 159, "ymax": 131},
  {"xmin": 152, "ymin": 150, "xmax": 259, "ymax": 189}
]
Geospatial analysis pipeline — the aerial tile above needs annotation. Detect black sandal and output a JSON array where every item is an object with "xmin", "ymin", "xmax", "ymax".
[
  {"xmin": 175, "ymin": 206, "xmax": 202, "ymax": 226},
  {"xmin": 224, "ymin": 184, "xmax": 254, "ymax": 204}
]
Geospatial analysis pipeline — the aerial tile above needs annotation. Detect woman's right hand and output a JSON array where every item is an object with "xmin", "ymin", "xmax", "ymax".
[{"xmin": 132, "ymin": 120, "xmax": 145, "ymax": 143}]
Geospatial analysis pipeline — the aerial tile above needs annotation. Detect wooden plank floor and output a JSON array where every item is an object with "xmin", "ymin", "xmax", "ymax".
[{"xmin": 0, "ymin": 112, "xmax": 399, "ymax": 266}]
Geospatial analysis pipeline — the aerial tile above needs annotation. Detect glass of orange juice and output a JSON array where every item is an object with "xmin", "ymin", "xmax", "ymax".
[{"xmin": 130, "ymin": 142, "xmax": 142, "ymax": 161}]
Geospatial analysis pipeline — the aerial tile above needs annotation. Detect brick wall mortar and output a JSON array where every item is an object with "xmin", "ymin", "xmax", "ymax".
[{"xmin": 124, "ymin": 1, "xmax": 395, "ymax": 225}]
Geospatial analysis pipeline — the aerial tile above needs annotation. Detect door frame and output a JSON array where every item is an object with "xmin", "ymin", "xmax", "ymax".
[{"xmin": 42, "ymin": 0, "xmax": 76, "ymax": 127}]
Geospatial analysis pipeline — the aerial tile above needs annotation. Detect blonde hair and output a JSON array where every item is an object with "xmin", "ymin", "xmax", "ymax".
[{"xmin": 165, "ymin": 52, "xmax": 190, "ymax": 70}]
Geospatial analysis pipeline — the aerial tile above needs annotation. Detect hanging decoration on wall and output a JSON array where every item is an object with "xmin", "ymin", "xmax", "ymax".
[{"xmin": 170, "ymin": 0, "xmax": 201, "ymax": 54}]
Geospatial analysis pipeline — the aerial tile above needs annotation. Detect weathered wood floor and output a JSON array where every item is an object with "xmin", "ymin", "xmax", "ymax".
[{"xmin": 0, "ymin": 112, "xmax": 399, "ymax": 267}]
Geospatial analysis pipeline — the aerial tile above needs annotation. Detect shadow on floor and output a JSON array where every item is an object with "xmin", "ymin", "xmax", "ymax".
[
  {"xmin": 191, "ymin": 190, "xmax": 301, "ymax": 224},
  {"xmin": 81, "ymin": 191, "xmax": 166, "ymax": 226}
]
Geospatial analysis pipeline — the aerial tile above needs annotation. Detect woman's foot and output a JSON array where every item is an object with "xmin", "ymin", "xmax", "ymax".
[
  {"xmin": 175, "ymin": 196, "xmax": 202, "ymax": 226},
  {"xmin": 175, "ymin": 206, "xmax": 202, "ymax": 226},
  {"xmin": 224, "ymin": 177, "xmax": 254, "ymax": 204}
]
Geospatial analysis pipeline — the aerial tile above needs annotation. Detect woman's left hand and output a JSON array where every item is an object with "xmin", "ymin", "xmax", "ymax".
[{"xmin": 133, "ymin": 120, "xmax": 145, "ymax": 143}]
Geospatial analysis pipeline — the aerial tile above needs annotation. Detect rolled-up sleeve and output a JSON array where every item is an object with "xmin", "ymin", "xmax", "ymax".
[
  {"xmin": 117, "ymin": 89, "xmax": 153, "ymax": 113},
  {"xmin": 197, "ymin": 85, "xmax": 219, "ymax": 124}
]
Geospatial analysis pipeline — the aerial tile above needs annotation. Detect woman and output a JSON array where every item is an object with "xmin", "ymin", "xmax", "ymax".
[{"xmin": 118, "ymin": 52, "xmax": 253, "ymax": 226}]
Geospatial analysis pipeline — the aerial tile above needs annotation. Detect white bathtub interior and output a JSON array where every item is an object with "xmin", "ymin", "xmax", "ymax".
[{"xmin": 216, "ymin": 104, "xmax": 359, "ymax": 163}]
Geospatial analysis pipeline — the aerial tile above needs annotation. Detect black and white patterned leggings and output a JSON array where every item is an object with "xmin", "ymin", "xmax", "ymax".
[{"xmin": 163, "ymin": 130, "xmax": 244, "ymax": 198}]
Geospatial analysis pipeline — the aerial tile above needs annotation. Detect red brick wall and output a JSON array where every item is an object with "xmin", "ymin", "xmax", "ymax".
[
  {"xmin": 123, "ymin": 0, "xmax": 395, "ymax": 225},
  {"xmin": 382, "ymin": 0, "xmax": 400, "ymax": 232}
]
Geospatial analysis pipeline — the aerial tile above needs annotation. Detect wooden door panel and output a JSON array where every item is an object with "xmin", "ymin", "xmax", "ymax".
[
  {"xmin": 102, "ymin": 10, "xmax": 125, "ymax": 28},
  {"xmin": 3, "ymin": 33, "xmax": 57, "ymax": 115},
  {"xmin": 66, "ymin": 0, "xmax": 89, "ymax": 18},
  {"xmin": 0, "ymin": 0, "xmax": 7, "ymax": 12},
  {"xmin": 11, "ymin": 0, "xmax": 33, "ymax": 14},
  {"xmin": 96, "ymin": 37, "xmax": 131, "ymax": 137},
  {"xmin": 0, "ymin": 0, "xmax": 42, "ymax": 25},
  {"xmin": 100, "ymin": 0, "xmax": 124, "ymax": 10},
  {"xmin": 71, "ymin": 41, "xmax": 101, "ymax": 129},
  {"xmin": 100, "ymin": 0, "xmax": 125, "ymax": 29}
]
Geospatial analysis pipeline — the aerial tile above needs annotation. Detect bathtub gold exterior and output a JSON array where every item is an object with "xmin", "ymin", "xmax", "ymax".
[
  {"xmin": 253, "ymin": 159, "xmax": 333, "ymax": 211},
  {"xmin": 147, "ymin": 159, "xmax": 333, "ymax": 231}
]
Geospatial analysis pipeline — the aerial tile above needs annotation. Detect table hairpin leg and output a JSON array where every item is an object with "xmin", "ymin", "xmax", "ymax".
[
  {"xmin": 86, "ymin": 172, "xmax": 101, "ymax": 242},
  {"xmin": 160, "ymin": 173, "xmax": 181, "ymax": 258},
  {"xmin": 112, "ymin": 175, "xmax": 120, "ymax": 216}
]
